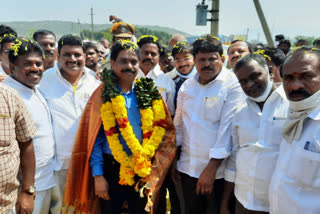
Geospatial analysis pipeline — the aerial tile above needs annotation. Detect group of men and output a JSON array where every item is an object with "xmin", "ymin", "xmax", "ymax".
[{"xmin": 0, "ymin": 21, "xmax": 319, "ymax": 214}]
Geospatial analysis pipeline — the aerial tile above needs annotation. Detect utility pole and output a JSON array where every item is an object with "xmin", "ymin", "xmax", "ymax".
[
  {"xmin": 195, "ymin": 0, "xmax": 219, "ymax": 36},
  {"xmin": 90, "ymin": 7, "xmax": 95, "ymax": 41},
  {"xmin": 253, "ymin": 0, "xmax": 274, "ymax": 47},
  {"xmin": 209, "ymin": 0, "xmax": 219, "ymax": 36},
  {"xmin": 246, "ymin": 28, "xmax": 250, "ymax": 41}
]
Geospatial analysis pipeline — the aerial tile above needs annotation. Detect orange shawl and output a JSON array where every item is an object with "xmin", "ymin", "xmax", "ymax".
[{"xmin": 62, "ymin": 84, "xmax": 176, "ymax": 213}]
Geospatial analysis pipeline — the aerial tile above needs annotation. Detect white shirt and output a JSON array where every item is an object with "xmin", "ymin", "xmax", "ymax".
[
  {"xmin": 3, "ymin": 76, "xmax": 56, "ymax": 191},
  {"xmin": 219, "ymin": 86, "xmax": 288, "ymax": 212},
  {"xmin": 269, "ymin": 106, "xmax": 320, "ymax": 214},
  {"xmin": 85, "ymin": 66, "xmax": 99, "ymax": 79},
  {"xmin": 137, "ymin": 64, "xmax": 176, "ymax": 115},
  {"xmin": 174, "ymin": 67, "xmax": 244, "ymax": 179},
  {"xmin": 39, "ymin": 65, "xmax": 100, "ymax": 171}
]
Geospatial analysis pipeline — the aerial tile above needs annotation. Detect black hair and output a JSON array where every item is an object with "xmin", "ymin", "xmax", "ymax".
[
  {"xmin": 227, "ymin": 40, "xmax": 253, "ymax": 54},
  {"xmin": 172, "ymin": 42, "xmax": 192, "ymax": 58},
  {"xmin": 110, "ymin": 41, "xmax": 139, "ymax": 61},
  {"xmin": 234, "ymin": 53, "xmax": 267, "ymax": 73},
  {"xmin": 261, "ymin": 47, "xmax": 286, "ymax": 67},
  {"xmin": 137, "ymin": 35, "xmax": 161, "ymax": 54},
  {"xmin": 275, "ymin": 34, "xmax": 285, "ymax": 42},
  {"xmin": 253, "ymin": 43, "xmax": 265, "ymax": 52},
  {"xmin": 57, "ymin": 34, "xmax": 83, "ymax": 54},
  {"xmin": 192, "ymin": 35, "xmax": 224, "ymax": 57},
  {"xmin": 83, "ymin": 42, "xmax": 99, "ymax": 53},
  {"xmin": 8, "ymin": 37, "xmax": 44, "ymax": 64},
  {"xmin": 278, "ymin": 39, "xmax": 291, "ymax": 48},
  {"xmin": 295, "ymin": 38, "xmax": 308, "ymax": 45},
  {"xmin": 33, "ymin": 29, "xmax": 56, "ymax": 41},
  {"xmin": 0, "ymin": 34, "xmax": 16, "ymax": 52},
  {"xmin": 0, "ymin": 25, "xmax": 17, "ymax": 37}
]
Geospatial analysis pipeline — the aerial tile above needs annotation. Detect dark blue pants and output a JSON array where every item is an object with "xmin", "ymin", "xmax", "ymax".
[{"xmin": 100, "ymin": 154, "xmax": 148, "ymax": 214}]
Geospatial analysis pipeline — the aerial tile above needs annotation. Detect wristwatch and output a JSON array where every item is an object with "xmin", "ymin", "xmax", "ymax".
[{"xmin": 22, "ymin": 186, "xmax": 36, "ymax": 195}]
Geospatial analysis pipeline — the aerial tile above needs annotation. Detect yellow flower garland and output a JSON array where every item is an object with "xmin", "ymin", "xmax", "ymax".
[{"xmin": 100, "ymin": 94, "xmax": 167, "ymax": 185}]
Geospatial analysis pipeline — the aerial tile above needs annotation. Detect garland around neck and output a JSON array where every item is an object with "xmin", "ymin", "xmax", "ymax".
[{"xmin": 100, "ymin": 69, "xmax": 167, "ymax": 185}]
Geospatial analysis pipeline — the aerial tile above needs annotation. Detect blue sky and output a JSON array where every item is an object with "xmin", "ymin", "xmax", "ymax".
[{"xmin": 2, "ymin": 0, "xmax": 319, "ymax": 42}]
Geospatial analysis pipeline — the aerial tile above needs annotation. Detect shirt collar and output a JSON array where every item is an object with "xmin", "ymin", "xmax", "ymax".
[
  {"xmin": 147, "ymin": 64, "xmax": 163, "ymax": 78},
  {"xmin": 273, "ymin": 83, "xmax": 287, "ymax": 99},
  {"xmin": 117, "ymin": 83, "xmax": 135, "ymax": 95},
  {"xmin": 5, "ymin": 75, "xmax": 37, "ymax": 94},
  {"xmin": 308, "ymin": 106, "xmax": 320, "ymax": 120},
  {"xmin": 177, "ymin": 66, "xmax": 197, "ymax": 79},
  {"xmin": 56, "ymin": 63, "xmax": 88, "ymax": 86}
]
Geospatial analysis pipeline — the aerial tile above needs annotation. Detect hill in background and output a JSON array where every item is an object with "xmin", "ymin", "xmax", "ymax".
[{"xmin": 0, "ymin": 20, "xmax": 191, "ymax": 40}]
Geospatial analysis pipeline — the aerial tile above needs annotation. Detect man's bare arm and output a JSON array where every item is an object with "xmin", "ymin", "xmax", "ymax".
[
  {"xmin": 196, "ymin": 158, "xmax": 223, "ymax": 195},
  {"xmin": 16, "ymin": 139, "xmax": 35, "ymax": 214}
]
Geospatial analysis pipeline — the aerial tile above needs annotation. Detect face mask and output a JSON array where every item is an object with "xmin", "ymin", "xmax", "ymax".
[
  {"xmin": 289, "ymin": 89, "xmax": 320, "ymax": 111},
  {"xmin": 247, "ymin": 66, "xmax": 273, "ymax": 103}
]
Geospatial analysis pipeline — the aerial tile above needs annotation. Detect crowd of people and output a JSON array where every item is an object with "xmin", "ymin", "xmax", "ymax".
[{"xmin": 0, "ymin": 20, "xmax": 319, "ymax": 214}]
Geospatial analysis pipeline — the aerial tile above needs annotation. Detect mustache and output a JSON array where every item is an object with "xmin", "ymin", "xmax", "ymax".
[
  {"xmin": 231, "ymin": 56, "xmax": 240, "ymax": 61},
  {"xmin": 201, "ymin": 66, "xmax": 214, "ymax": 71},
  {"xmin": 142, "ymin": 58, "xmax": 153, "ymax": 64},
  {"xmin": 121, "ymin": 69, "xmax": 136, "ymax": 74},
  {"xmin": 44, "ymin": 50, "xmax": 54, "ymax": 56},
  {"xmin": 178, "ymin": 65, "xmax": 189, "ymax": 70},
  {"xmin": 289, "ymin": 89, "xmax": 310, "ymax": 97},
  {"xmin": 26, "ymin": 70, "xmax": 42, "ymax": 75},
  {"xmin": 66, "ymin": 61, "xmax": 80, "ymax": 65}
]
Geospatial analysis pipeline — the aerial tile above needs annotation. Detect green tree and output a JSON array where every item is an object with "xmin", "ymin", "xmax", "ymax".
[{"xmin": 293, "ymin": 35, "xmax": 316, "ymax": 47}]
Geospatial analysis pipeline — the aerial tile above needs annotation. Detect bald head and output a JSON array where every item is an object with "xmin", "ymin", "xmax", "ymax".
[
  {"xmin": 169, "ymin": 34, "xmax": 186, "ymax": 47},
  {"xmin": 100, "ymin": 39, "xmax": 110, "ymax": 49}
]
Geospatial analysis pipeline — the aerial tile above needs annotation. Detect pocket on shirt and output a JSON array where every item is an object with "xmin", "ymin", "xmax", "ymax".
[
  {"xmin": 203, "ymin": 97, "xmax": 222, "ymax": 122},
  {"xmin": 287, "ymin": 146, "xmax": 320, "ymax": 189}
]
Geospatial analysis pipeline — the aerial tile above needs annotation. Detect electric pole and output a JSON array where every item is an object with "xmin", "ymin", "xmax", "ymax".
[
  {"xmin": 195, "ymin": 0, "xmax": 219, "ymax": 36},
  {"xmin": 253, "ymin": 0, "xmax": 274, "ymax": 47},
  {"xmin": 246, "ymin": 28, "xmax": 250, "ymax": 41},
  {"xmin": 90, "ymin": 7, "xmax": 95, "ymax": 41},
  {"xmin": 210, "ymin": 0, "xmax": 219, "ymax": 37}
]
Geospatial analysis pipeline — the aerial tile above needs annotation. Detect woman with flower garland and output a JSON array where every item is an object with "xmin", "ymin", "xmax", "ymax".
[{"xmin": 63, "ymin": 40, "xmax": 176, "ymax": 214}]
